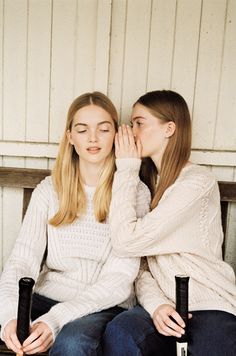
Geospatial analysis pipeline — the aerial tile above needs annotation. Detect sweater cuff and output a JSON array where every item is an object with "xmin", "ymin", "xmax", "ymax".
[
  {"xmin": 141, "ymin": 298, "xmax": 175, "ymax": 318},
  {"xmin": 115, "ymin": 158, "xmax": 141, "ymax": 172}
]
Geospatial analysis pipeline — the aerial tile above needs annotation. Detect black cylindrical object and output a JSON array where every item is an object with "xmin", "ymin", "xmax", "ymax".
[
  {"xmin": 16, "ymin": 277, "xmax": 35, "ymax": 345},
  {"xmin": 175, "ymin": 275, "xmax": 189, "ymax": 343}
]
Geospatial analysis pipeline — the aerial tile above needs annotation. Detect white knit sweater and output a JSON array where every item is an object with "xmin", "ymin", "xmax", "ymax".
[
  {"xmin": 110, "ymin": 159, "xmax": 236, "ymax": 318},
  {"xmin": 0, "ymin": 176, "xmax": 150, "ymax": 339}
]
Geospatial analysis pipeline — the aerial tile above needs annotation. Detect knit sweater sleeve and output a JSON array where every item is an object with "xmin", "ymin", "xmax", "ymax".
[
  {"xmin": 33, "ymin": 251, "xmax": 140, "ymax": 339},
  {"xmin": 0, "ymin": 178, "xmax": 49, "ymax": 335},
  {"xmin": 110, "ymin": 158, "xmax": 216, "ymax": 257},
  {"xmin": 136, "ymin": 268, "xmax": 173, "ymax": 317}
]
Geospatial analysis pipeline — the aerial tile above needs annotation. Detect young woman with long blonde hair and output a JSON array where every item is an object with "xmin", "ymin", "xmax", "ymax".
[
  {"xmin": 0, "ymin": 92, "xmax": 150, "ymax": 355},
  {"xmin": 103, "ymin": 90, "xmax": 236, "ymax": 356}
]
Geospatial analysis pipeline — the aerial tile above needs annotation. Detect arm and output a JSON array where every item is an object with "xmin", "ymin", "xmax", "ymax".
[
  {"xmin": 136, "ymin": 259, "xmax": 187, "ymax": 338},
  {"xmin": 135, "ymin": 258, "xmax": 173, "ymax": 317},
  {"xmin": 29, "ymin": 251, "xmax": 140, "ymax": 340},
  {"xmin": 110, "ymin": 158, "xmax": 215, "ymax": 257},
  {"xmin": 0, "ymin": 180, "xmax": 49, "ymax": 343}
]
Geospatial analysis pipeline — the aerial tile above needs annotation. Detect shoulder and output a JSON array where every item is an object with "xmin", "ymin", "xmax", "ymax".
[
  {"xmin": 32, "ymin": 176, "xmax": 56, "ymax": 201},
  {"xmin": 178, "ymin": 163, "xmax": 217, "ymax": 191}
]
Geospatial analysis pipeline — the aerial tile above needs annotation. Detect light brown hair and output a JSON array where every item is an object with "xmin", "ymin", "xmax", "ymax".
[
  {"xmin": 136, "ymin": 90, "xmax": 192, "ymax": 209},
  {"xmin": 49, "ymin": 91, "xmax": 118, "ymax": 226}
]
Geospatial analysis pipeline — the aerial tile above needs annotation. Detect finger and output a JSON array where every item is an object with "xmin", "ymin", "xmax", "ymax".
[
  {"xmin": 126, "ymin": 125, "xmax": 136, "ymax": 146},
  {"xmin": 10, "ymin": 333, "xmax": 22, "ymax": 351},
  {"xmin": 23, "ymin": 332, "xmax": 53, "ymax": 354},
  {"xmin": 154, "ymin": 315, "xmax": 183, "ymax": 338},
  {"xmin": 159, "ymin": 318, "xmax": 182, "ymax": 337},
  {"xmin": 115, "ymin": 133, "xmax": 120, "ymax": 151},
  {"xmin": 22, "ymin": 330, "xmax": 39, "ymax": 347},
  {"xmin": 188, "ymin": 313, "xmax": 193, "ymax": 319},
  {"xmin": 4, "ymin": 335, "xmax": 22, "ymax": 354},
  {"xmin": 171, "ymin": 310, "xmax": 185, "ymax": 328},
  {"xmin": 153, "ymin": 318, "xmax": 169, "ymax": 336},
  {"xmin": 121, "ymin": 124, "xmax": 130, "ymax": 146},
  {"xmin": 136, "ymin": 138, "xmax": 142, "ymax": 157}
]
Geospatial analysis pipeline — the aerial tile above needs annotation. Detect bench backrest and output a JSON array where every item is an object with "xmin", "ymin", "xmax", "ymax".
[{"xmin": 0, "ymin": 166, "xmax": 236, "ymax": 257}]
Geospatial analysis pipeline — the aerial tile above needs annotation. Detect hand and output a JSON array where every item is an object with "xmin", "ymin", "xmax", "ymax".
[
  {"xmin": 22, "ymin": 322, "xmax": 53, "ymax": 355},
  {"xmin": 2, "ymin": 319, "xmax": 23, "ymax": 354},
  {"xmin": 115, "ymin": 124, "xmax": 142, "ymax": 159},
  {"xmin": 153, "ymin": 304, "xmax": 192, "ymax": 338}
]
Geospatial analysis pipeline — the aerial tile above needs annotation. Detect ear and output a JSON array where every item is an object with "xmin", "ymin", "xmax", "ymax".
[
  {"xmin": 66, "ymin": 129, "xmax": 74, "ymax": 145},
  {"xmin": 165, "ymin": 121, "xmax": 176, "ymax": 138}
]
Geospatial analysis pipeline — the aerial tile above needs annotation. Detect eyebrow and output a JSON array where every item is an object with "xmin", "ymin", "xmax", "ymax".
[
  {"xmin": 74, "ymin": 121, "xmax": 113, "ymax": 127},
  {"xmin": 131, "ymin": 116, "xmax": 147, "ymax": 122}
]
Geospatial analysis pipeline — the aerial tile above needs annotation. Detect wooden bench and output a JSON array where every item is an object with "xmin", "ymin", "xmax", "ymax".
[{"xmin": 0, "ymin": 166, "xmax": 236, "ymax": 355}]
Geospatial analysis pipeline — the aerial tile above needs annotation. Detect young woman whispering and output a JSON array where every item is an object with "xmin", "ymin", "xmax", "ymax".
[{"xmin": 104, "ymin": 90, "xmax": 236, "ymax": 356}]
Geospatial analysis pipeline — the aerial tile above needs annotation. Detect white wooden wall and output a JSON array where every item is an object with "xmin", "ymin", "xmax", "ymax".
[{"xmin": 0, "ymin": 0, "xmax": 236, "ymax": 272}]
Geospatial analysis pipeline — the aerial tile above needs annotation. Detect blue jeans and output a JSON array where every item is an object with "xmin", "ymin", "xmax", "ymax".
[
  {"xmin": 31, "ymin": 293, "xmax": 124, "ymax": 356},
  {"xmin": 102, "ymin": 305, "xmax": 236, "ymax": 356}
]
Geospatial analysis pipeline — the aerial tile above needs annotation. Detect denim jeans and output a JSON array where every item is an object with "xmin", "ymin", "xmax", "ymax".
[
  {"xmin": 102, "ymin": 305, "xmax": 236, "ymax": 356},
  {"xmin": 31, "ymin": 293, "xmax": 124, "ymax": 356}
]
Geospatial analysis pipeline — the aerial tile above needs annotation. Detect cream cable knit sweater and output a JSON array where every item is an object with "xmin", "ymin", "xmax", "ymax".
[
  {"xmin": 110, "ymin": 159, "xmax": 236, "ymax": 318},
  {"xmin": 0, "ymin": 176, "xmax": 150, "ymax": 340}
]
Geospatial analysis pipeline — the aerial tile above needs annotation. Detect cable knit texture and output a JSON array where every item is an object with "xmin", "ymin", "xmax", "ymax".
[
  {"xmin": 110, "ymin": 159, "xmax": 236, "ymax": 318},
  {"xmin": 0, "ymin": 176, "xmax": 150, "ymax": 340}
]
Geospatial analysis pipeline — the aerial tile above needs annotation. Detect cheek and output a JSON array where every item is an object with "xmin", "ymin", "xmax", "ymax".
[{"xmin": 105, "ymin": 135, "xmax": 115, "ymax": 150}]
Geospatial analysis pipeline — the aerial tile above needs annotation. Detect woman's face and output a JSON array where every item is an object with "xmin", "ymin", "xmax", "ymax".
[
  {"xmin": 67, "ymin": 104, "xmax": 116, "ymax": 167},
  {"xmin": 131, "ymin": 103, "xmax": 173, "ymax": 162}
]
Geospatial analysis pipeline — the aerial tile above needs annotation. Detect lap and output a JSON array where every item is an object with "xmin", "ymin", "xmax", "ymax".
[
  {"xmin": 50, "ymin": 306, "xmax": 124, "ymax": 355},
  {"xmin": 104, "ymin": 306, "xmax": 236, "ymax": 356},
  {"xmin": 188, "ymin": 310, "xmax": 236, "ymax": 356}
]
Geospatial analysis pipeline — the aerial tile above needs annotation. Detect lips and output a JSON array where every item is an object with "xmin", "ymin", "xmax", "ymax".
[{"xmin": 87, "ymin": 147, "xmax": 101, "ymax": 153}]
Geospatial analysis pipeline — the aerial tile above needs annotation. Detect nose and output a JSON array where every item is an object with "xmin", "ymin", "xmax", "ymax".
[{"xmin": 88, "ymin": 129, "xmax": 98, "ymax": 142}]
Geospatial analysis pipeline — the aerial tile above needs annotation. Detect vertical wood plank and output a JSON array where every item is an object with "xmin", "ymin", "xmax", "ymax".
[
  {"xmin": 49, "ymin": 0, "xmax": 77, "ymax": 143},
  {"xmin": 26, "ymin": 0, "xmax": 52, "ymax": 142},
  {"xmin": 212, "ymin": 165, "xmax": 236, "ymax": 273},
  {"xmin": 147, "ymin": 0, "xmax": 176, "ymax": 91},
  {"xmin": 192, "ymin": 0, "xmax": 227, "ymax": 149},
  {"xmin": 121, "ymin": 0, "xmax": 152, "ymax": 122},
  {"xmin": 3, "ymin": 0, "xmax": 28, "ymax": 141},
  {"xmin": 0, "ymin": 0, "xmax": 3, "ymax": 141},
  {"xmin": 171, "ymin": 0, "xmax": 202, "ymax": 113},
  {"xmin": 2, "ymin": 156, "xmax": 24, "ymax": 269},
  {"xmin": 0, "ymin": 185, "xmax": 2, "ymax": 272},
  {"xmin": 74, "ymin": 0, "xmax": 98, "ymax": 95},
  {"xmin": 108, "ymin": 0, "xmax": 127, "ymax": 118},
  {"xmin": 214, "ymin": 0, "xmax": 236, "ymax": 150},
  {"xmin": 94, "ymin": 0, "xmax": 112, "ymax": 92},
  {"xmin": 2, "ymin": 187, "xmax": 22, "ymax": 266}
]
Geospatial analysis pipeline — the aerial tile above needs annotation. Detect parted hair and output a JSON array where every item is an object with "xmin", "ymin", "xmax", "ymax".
[
  {"xmin": 49, "ymin": 91, "xmax": 118, "ymax": 227},
  {"xmin": 136, "ymin": 90, "xmax": 192, "ymax": 209}
]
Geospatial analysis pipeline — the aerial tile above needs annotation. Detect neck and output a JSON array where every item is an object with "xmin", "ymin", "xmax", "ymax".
[
  {"xmin": 151, "ymin": 153, "xmax": 163, "ymax": 172},
  {"xmin": 79, "ymin": 161, "xmax": 104, "ymax": 186}
]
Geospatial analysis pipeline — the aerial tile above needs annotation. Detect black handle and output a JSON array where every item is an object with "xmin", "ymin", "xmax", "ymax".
[
  {"xmin": 175, "ymin": 275, "xmax": 189, "ymax": 343},
  {"xmin": 16, "ymin": 277, "xmax": 35, "ymax": 345}
]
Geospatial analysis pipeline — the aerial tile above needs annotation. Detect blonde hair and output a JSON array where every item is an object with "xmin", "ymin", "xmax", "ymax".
[
  {"xmin": 49, "ymin": 92, "xmax": 118, "ymax": 227},
  {"xmin": 137, "ymin": 90, "xmax": 192, "ymax": 209}
]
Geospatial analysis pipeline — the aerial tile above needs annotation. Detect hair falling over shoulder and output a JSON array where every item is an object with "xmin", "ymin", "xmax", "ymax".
[
  {"xmin": 138, "ymin": 90, "xmax": 192, "ymax": 209},
  {"xmin": 49, "ymin": 92, "xmax": 118, "ymax": 227}
]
